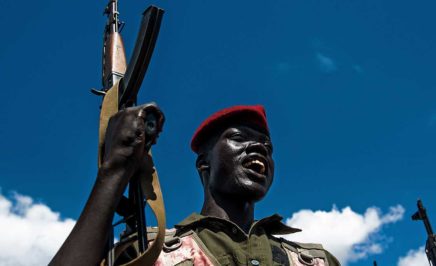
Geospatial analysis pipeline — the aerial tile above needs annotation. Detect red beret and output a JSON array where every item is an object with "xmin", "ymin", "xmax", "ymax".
[{"xmin": 191, "ymin": 105, "xmax": 269, "ymax": 153}]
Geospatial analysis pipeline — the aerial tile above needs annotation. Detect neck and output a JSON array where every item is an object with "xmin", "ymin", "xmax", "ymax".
[{"xmin": 200, "ymin": 188, "xmax": 255, "ymax": 233}]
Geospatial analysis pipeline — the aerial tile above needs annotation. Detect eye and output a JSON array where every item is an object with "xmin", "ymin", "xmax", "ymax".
[
  {"xmin": 264, "ymin": 141, "xmax": 273, "ymax": 153},
  {"xmin": 228, "ymin": 132, "xmax": 245, "ymax": 141}
]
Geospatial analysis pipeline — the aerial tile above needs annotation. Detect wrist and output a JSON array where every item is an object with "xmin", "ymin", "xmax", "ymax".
[{"xmin": 98, "ymin": 159, "xmax": 132, "ymax": 186}]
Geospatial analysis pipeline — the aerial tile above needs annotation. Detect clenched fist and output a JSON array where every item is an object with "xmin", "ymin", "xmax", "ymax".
[{"xmin": 101, "ymin": 103, "xmax": 165, "ymax": 181}]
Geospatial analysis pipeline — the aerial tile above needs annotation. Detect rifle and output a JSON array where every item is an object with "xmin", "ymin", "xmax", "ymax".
[
  {"xmin": 412, "ymin": 199, "xmax": 436, "ymax": 266},
  {"xmin": 92, "ymin": 1, "xmax": 166, "ymax": 265}
]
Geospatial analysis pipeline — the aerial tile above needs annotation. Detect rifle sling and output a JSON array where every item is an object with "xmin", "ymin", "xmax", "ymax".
[{"xmin": 99, "ymin": 82, "xmax": 166, "ymax": 265}]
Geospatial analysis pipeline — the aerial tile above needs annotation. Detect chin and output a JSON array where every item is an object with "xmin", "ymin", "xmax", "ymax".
[
  {"xmin": 233, "ymin": 181, "xmax": 270, "ymax": 202},
  {"xmin": 240, "ymin": 173, "xmax": 272, "ymax": 200}
]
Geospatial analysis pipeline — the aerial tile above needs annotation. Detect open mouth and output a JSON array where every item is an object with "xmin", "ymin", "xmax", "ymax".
[{"xmin": 242, "ymin": 156, "xmax": 267, "ymax": 175}]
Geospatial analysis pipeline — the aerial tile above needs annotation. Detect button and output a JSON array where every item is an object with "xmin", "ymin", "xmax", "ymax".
[
  {"xmin": 250, "ymin": 259, "xmax": 260, "ymax": 265},
  {"xmin": 231, "ymin": 227, "xmax": 238, "ymax": 234}
]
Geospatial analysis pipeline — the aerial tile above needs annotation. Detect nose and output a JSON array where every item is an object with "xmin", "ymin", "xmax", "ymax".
[{"xmin": 245, "ymin": 141, "xmax": 269, "ymax": 157}]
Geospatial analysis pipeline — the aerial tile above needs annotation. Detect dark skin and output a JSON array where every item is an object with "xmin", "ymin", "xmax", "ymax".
[
  {"xmin": 197, "ymin": 124, "xmax": 274, "ymax": 232},
  {"xmin": 50, "ymin": 103, "xmax": 164, "ymax": 266},
  {"xmin": 50, "ymin": 107, "xmax": 274, "ymax": 265}
]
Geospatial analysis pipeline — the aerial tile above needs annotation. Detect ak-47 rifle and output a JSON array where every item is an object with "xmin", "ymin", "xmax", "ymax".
[
  {"xmin": 92, "ymin": 1, "xmax": 166, "ymax": 265},
  {"xmin": 412, "ymin": 199, "xmax": 436, "ymax": 266}
]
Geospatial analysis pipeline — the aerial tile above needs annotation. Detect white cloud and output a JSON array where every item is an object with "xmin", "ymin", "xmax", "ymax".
[
  {"xmin": 398, "ymin": 246, "xmax": 428, "ymax": 266},
  {"xmin": 0, "ymin": 192, "xmax": 75, "ymax": 266},
  {"xmin": 316, "ymin": 53, "xmax": 337, "ymax": 73},
  {"xmin": 283, "ymin": 205, "xmax": 405, "ymax": 265}
]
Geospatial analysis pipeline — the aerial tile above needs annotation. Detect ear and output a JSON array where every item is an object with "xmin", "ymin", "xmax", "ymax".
[{"xmin": 196, "ymin": 154, "xmax": 210, "ymax": 184}]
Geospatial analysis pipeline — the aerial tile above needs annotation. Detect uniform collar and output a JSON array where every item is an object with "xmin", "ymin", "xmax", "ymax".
[{"xmin": 175, "ymin": 213, "xmax": 301, "ymax": 235}]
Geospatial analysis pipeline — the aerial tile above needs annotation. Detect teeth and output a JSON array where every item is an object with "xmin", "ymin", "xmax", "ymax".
[{"xmin": 243, "ymin": 159, "xmax": 266, "ymax": 174}]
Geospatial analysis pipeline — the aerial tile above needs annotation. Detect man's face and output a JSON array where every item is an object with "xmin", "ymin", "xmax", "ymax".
[{"xmin": 206, "ymin": 124, "xmax": 274, "ymax": 202}]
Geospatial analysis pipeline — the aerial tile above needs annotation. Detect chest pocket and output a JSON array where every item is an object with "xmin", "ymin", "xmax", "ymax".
[
  {"xmin": 272, "ymin": 245, "xmax": 290, "ymax": 266},
  {"xmin": 281, "ymin": 242, "xmax": 328, "ymax": 266}
]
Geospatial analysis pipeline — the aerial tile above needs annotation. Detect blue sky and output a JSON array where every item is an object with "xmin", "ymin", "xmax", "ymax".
[{"xmin": 1, "ymin": 0, "xmax": 435, "ymax": 265}]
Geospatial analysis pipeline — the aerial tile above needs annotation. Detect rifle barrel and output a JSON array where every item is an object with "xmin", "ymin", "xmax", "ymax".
[
  {"xmin": 416, "ymin": 200, "xmax": 435, "ymax": 236},
  {"xmin": 412, "ymin": 199, "xmax": 436, "ymax": 266},
  {"xmin": 102, "ymin": 0, "xmax": 126, "ymax": 90}
]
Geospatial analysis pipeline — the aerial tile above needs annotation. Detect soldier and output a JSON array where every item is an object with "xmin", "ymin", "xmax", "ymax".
[{"xmin": 51, "ymin": 104, "xmax": 340, "ymax": 266}]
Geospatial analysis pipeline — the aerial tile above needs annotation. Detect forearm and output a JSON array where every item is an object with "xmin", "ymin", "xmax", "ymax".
[
  {"xmin": 50, "ymin": 103, "xmax": 163, "ymax": 265},
  {"xmin": 50, "ymin": 165, "xmax": 130, "ymax": 266}
]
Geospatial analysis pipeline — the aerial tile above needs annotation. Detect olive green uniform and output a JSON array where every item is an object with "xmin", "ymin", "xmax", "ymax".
[
  {"xmin": 116, "ymin": 213, "xmax": 340, "ymax": 265},
  {"xmin": 170, "ymin": 213, "xmax": 340, "ymax": 266}
]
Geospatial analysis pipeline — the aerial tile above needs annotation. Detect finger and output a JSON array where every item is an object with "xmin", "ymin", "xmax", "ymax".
[{"xmin": 154, "ymin": 108, "xmax": 165, "ymax": 132}]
